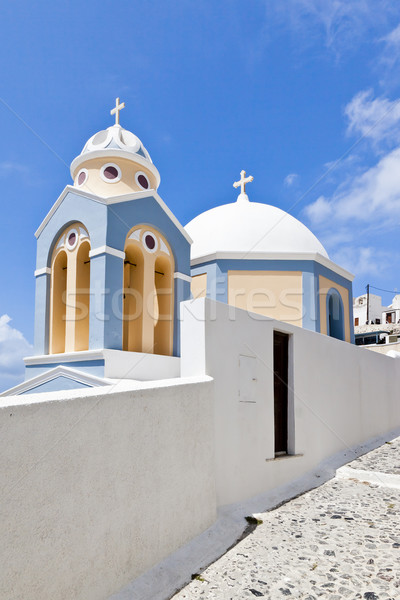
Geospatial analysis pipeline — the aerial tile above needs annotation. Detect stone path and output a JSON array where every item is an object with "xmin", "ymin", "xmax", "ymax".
[
  {"xmin": 173, "ymin": 438, "xmax": 400, "ymax": 599},
  {"xmin": 348, "ymin": 439, "xmax": 400, "ymax": 476}
]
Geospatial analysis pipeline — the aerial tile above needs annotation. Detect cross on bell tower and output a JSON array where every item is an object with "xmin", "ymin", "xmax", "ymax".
[
  {"xmin": 110, "ymin": 97, "xmax": 125, "ymax": 125},
  {"xmin": 233, "ymin": 169, "xmax": 254, "ymax": 201}
]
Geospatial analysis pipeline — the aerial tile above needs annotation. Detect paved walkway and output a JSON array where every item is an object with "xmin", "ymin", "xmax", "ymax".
[{"xmin": 173, "ymin": 438, "xmax": 400, "ymax": 600}]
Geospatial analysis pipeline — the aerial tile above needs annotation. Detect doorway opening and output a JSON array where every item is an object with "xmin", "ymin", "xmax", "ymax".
[{"xmin": 273, "ymin": 331, "xmax": 289, "ymax": 456}]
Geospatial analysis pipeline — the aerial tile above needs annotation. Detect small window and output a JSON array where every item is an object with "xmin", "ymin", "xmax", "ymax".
[
  {"xmin": 355, "ymin": 317, "xmax": 359, "ymax": 326},
  {"xmin": 135, "ymin": 171, "xmax": 150, "ymax": 190},
  {"xmin": 100, "ymin": 163, "xmax": 121, "ymax": 183},
  {"xmin": 76, "ymin": 169, "xmax": 88, "ymax": 187},
  {"xmin": 142, "ymin": 231, "xmax": 158, "ymax": 253}
]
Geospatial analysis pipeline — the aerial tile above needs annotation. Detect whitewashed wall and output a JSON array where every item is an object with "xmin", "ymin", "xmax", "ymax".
[
  {"xmin": 0, "ymin": 377, "xmax": 215, "ymax": 600},
  {"xmin": 181, "ymin": 298, "xmax": 400, "ymax": 507}
]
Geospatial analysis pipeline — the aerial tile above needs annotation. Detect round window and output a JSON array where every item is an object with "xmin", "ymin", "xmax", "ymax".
[
  {"xmin": 76, "ymin": 169, "xmax": 87, "ymax": 186},
  {"xmin": 143, "ymin": 231, "xmax": 158, "ymax": 253},
  {"xmin": 135, "ymin": 171, "xmax": 150, "ymax": 190},
  {"xmin": 66, "ymin": 229, "xmax": 78, "ymax": 250},
  {"xmin": 101, "ymin": 163, "xmax": 121, "ymax": 183}
]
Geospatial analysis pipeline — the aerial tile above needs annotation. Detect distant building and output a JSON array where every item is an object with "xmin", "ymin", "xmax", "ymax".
[
  {"xmin": 353, "ymin": 292, "xmax": 400, "ymax": 327},
  {"xmin": 353, "ymin": 292, "xmax": 400, "ymax": 353},
  {"xmin": 382, "ymin": 294, "xmax": 400, "ymax": 325},
  {"xmin": 353, "ymin": 293, "xmax": 385, "ymax": 326}
]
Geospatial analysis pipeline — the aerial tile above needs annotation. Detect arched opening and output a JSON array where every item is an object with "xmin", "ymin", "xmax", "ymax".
[
  {"xmin": 49, "ymin": 224, "xmax": 91, "ymax": 354},
  {"xmin": 75, "ymin": 240, "xmax": 91, "ymax": 351},
  {"xmin": 327, "ymin": 289, "xmax": 345, "ymax": 341},
  {"xmin": 123, "ymin": 244, "xmax": 144, "ymax": 352},
  {"xmin": 123, "ymin": 226, "xmax": 175, "ymax": 355},
  {"xmin": 154, "ymin": 255, "xmax": 174, "ymax": 356},
  {"xmin": 50, "ymin": 250, "xmax": 67, "ymax": 354}
]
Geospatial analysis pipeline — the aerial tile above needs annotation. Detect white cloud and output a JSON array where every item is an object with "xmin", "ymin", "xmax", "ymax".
[
  {"xmin": 0, "ymin": 315, "xmax": 32, "ymax": 391},
  {"xmin": 332, "ymin": 246, "xmax": 390, "ymax": 277},
  {"xmin": 284, "ymin": 173, "xmax": 298, "ymax": 187},
  {"xmin": 0, "ymin": 161, "xmax": 30, "ymax": 176},
  {"xmin": 302, "ymin": 143, "xmax": 400, "ymax": 279},
  {"xmin": 345, "ymin": 90, "xmax": 400, "ymax": 147},
  {"xmin": 264, "ymin": 0, "xmax": 399, "ymax": 55},
  {"xmin": 305, "ymin": 146, "xmax": 400, "ymax": 225},
  {"xmin": 304, "ymin": 195, "xmax": 332, "ymax": 224},
  {"xmin": 380, "ymin": 22, "xmax": 400, "ymax": 69}
]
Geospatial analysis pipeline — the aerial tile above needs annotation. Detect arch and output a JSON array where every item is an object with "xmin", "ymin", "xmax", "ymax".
[
  {"xmin": 154, "ymin": 254, "xmax": 174, "ymax": 356},
  {"xmin": 49, "ymin": 223, "xmax": 91, "ymax": 354},
  {"xmin": 123, "ymin": 225, "xmax": 174, "ymax": 355},
  {"xmin": 75, "ymin": 240, "xmax": 91, "ymax": 351},
  {"xmin": 123, "ymin": 244, "xmax": 144, "ymax": 352},
  {"xmin": 49, "ymin": 250, "xmax": 67, "ymax": 354},
  {"xmin": 326, "ymin": 288, "xmax": 345, "ymax": 341}
]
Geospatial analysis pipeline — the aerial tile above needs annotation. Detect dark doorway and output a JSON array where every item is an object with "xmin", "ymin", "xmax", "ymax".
[{"xmin": 273, "ymin": 331, "xmax": 289, "ymax": 455}]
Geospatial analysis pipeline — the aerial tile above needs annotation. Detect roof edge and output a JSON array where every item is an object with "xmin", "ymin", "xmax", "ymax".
[
  {"xmin": 35, "ymin": 186, "xmax": 192, "ymax": 244},
  {"xmin": 190, "ymin": 251, "xmax": 355, "ymax": 281}
]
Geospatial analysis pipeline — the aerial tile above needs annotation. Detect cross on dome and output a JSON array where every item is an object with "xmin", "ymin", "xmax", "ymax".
[
  {"xmin": 110, "ymin": 97, "xmax": 125, "ymax": 125},
  {"xmin": 233, "ymin": 169, "xmax": 253, "ymax": 202}
]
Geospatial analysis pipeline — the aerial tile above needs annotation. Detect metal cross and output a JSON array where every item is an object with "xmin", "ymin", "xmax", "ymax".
[
  {"xmin": 110, "ymin": 97, "xmax": 125, "ymax": 125},
  {"xmin": 233, "ymin": 170, "xmax": 254, "ymax": 195}
]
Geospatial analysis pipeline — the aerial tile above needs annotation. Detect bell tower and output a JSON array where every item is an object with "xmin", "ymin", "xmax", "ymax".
[{"xmin": 13, "ymin": 100, "xmax": 192, "ymax": 394}]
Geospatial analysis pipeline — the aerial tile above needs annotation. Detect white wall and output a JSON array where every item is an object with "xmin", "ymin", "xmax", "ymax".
[
  {"xmin": 0, "ymin": 377, "xmax": 215, "ymax": 600},
  {"xmin": 3, "ymin": 298, "xmax": 400, "ymax": 600},
  {"xmin": 181, "ymin": 298, "xmax": 400, "ymax": 506},
  {"xmin": 353, "ymin": 293, "xmax": 384, "ymax": 325}
]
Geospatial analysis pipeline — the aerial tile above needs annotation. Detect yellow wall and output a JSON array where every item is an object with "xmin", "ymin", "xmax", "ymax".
[
  {"xmin": 228, "ymin": 271, "xmax": 303, "ymax": 326},
  {"xmin": 319, "ymin": 275, "xmax": 351, "ymax": 342},
  {"xmin": 72, "ymin": 157, "xmax": 157, "ymax": 198},
  {"xmin": 123, "ymin": 225, "xmax": 174, "ymax": 356},
  {"xmin": 191, "ymin": 273, "xmax": 207, "ymax": 299},
  {"xmin": 49, "ymin": 224, "xmax": 90, "ymax": 354}
]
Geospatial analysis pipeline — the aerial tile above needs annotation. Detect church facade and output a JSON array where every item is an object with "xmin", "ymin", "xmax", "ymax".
[{"xmin": 2, "ymin": 100, "xmax": 353, "ymax": 396}]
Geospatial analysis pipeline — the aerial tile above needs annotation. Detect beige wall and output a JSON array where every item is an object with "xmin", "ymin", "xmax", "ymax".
[
  {"xmin": 319, "ymin": 275, "xmax": 351, "ymax": 343},
  {"xmin": 73, "ymin": 157, "xmax": 157, "ymax": 198},
  {"xmin": 191, "ymin": 273, "xmax": 207, "ymax": 299},
  {"xmin": 228, "ymin": 270, "xmax": 303, "ymax": 327}
]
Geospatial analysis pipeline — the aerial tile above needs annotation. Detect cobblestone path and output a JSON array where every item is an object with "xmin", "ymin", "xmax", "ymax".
[{"xmin": 173, "ymin": 438, "xmax": 400, "ymax": 600}]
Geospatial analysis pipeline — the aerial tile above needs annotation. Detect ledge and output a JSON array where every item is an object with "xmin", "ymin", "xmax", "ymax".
[{"xmin": 266, "ymin": 453, "xmax": 304, "ymax": 463}]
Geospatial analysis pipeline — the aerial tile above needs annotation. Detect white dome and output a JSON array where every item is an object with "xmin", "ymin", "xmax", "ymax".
[
  {"xmin": 70, "ymin": 124, "xmax": 160, "ymax": 187},
  {"xmin": 80, "ymin": 124, "xmax": 153, "ymax": 162},
  {"xmin": 186, "ymin": 196, "xmax": 328, "ymax": 261}
]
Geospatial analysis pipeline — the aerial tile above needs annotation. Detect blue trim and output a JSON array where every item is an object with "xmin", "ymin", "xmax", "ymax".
[
  {"xmin": 302, "ymin": 271, "xmax": 318, "ymax": 332},
  {"xmin": 325, "ymin": 288, "xmax": 345, "ymax": 341},
  {"xmin": 25, "ymin": 359, "xmax": 105, "ymax": 380},
  {"xmin": 173, "ymin": 278, "xmax": 190, "ymax": 356}
]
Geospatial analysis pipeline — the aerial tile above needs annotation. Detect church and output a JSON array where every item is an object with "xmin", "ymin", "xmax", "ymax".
[
  {"xmin": 2, "ymin": 99, "xmax": 354, "ymax": 396},
  {"xmin": 1, "ymin": 101, "xmax": 399, "ymax": 600}
]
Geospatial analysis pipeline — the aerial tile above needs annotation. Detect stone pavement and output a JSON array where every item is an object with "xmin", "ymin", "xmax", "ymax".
[{"xmin": 173, "ymin": 438, "xmax": 400, "ymax": 600}]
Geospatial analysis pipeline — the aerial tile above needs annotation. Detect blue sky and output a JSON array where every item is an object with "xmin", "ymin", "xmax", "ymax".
[{"xmin": 1, "ymin": 0, "xmax": 400, "ymax": 389}]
